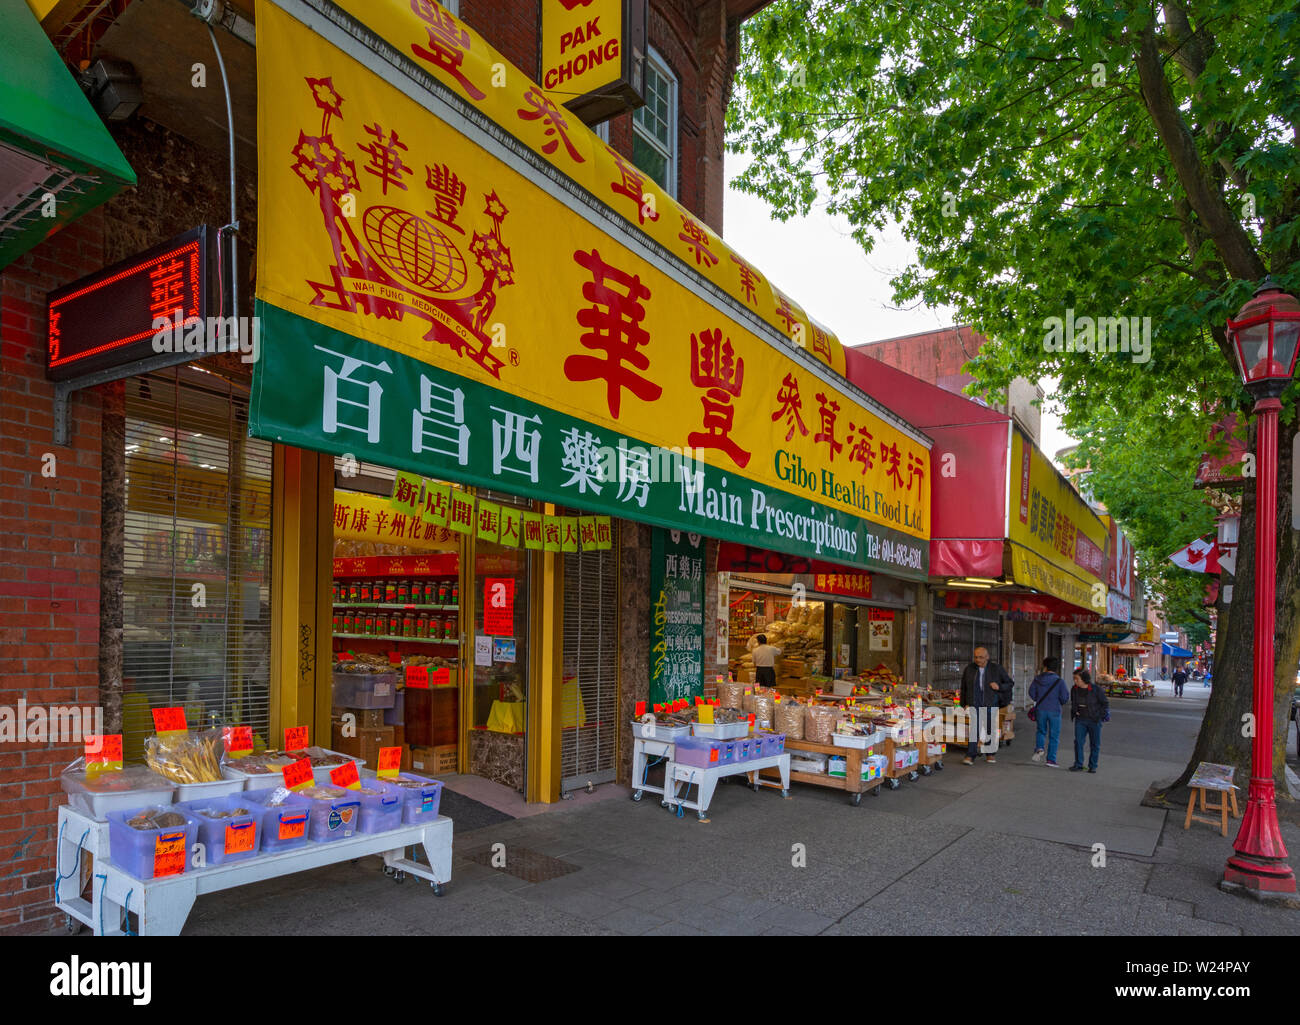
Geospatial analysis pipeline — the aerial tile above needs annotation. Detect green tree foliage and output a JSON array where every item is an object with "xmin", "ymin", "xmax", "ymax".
[{"xmin": 729, "ymin": 0, "xmax": 1300, "ymax": 792}]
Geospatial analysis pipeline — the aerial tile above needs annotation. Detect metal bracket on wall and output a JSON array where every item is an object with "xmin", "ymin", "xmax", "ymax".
[{"xmin": 51, "ymin": 349, "xmax": 202, "ymax": 446}]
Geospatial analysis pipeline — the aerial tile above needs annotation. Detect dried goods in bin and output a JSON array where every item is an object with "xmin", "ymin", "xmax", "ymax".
[
  {"xmin": 126, "ymin": 808, "xmax": 188, "ymax": 831},
  {"xmin": 145, "ymin": 728, "xmax": 224, "ymax": 784}
]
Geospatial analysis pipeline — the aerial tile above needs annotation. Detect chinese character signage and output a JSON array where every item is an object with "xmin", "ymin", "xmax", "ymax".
[
  {"xmin": 541, "ymin": 0, "xmax": 646, "ymax": 124},
  {"xmin": 251, "ymin": 0, "xmax": 930, "ymax": 579},
  {"xmin": 812, "ymin": 572, "xmax": 872, "ymax": 599},
  {"xmin": 47, "ymin": 225, "xmax": 209, "ymax": 381},
  {"xmin": 650, "ymin": 528, "xmax": 704, "ymax": 705},
  {"xmin": 1005, "ymin": 427, "xmax": 1108, "ymax": 611}
]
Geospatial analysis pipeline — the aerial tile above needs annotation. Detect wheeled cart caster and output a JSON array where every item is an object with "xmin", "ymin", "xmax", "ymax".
[
  {"xmin": 908, "ymin": 771, "xmax": 919, "ymax": 782},
  {"xmin": 65, "ymin": 914, "xmax": 81, "ymax": 934},
  {"xmin": 921, "ymin": 765, "xmax": 932, "ymax": 776},
  {"xmin": 850, "ymin": 792, "xmax": 863, "ymax": 806},
  {"xmin": 887, "ymin": 777, "xmax": 900, "ymax": 790},
  {"xmin": 631, "ymin": 790, "xmax": 643, "ymax": 802},
  {"xmin": 394, "ymin": 871, "xmax": 406, "ymax": 884},
  {"xmin": 934, "ymin": 761, "xmax": 944, "ymax": 771},
  {"xmin": 432, "ymin": 882, "xmax": 446, "ymax": 896}
]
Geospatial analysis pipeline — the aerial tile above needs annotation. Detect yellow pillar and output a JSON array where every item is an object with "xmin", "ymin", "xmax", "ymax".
[
  {"xmin": 270, "ymin": 445, "xmax": 334, "ymax": 748},
  {"xmin": 527, "ymin": 514, "xmax": 564, "ymax": 803}
]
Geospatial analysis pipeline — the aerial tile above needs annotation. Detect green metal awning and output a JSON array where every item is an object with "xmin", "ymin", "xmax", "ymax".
[{"xmin": 0, "ymin": 2, "xmax": 136, "ymax": 271}]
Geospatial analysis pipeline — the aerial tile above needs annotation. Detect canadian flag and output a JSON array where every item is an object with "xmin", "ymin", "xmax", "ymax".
[{"xmin": 1169, "ymin": 534, "xmax": 1221, "ymax": 574}]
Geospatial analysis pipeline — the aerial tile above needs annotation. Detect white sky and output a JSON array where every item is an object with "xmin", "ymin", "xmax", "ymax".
[{"xmin": 722, "ymin": 153, "xmax": 1077, "ymax": 466}]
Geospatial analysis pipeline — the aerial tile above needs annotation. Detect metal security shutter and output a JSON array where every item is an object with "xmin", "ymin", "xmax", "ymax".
[
  {"xmin": 121, "ymin": 367, "xmax": 273, "ymax": 761},
  {"xmin": 931, "ymin": 610, "xmax": 1002, "ymax": 690},
  {"xmin": 561, "ymin": 532, "xmax": 618, "ymax": 792}
]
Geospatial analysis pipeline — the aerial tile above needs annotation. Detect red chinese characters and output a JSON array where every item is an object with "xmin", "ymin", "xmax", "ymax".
[
  {"xmin": 687, "ymin": 328, "xmax": 751, "ymax": 468},
  {"xmin": 425, "ymin": 163, "xmax": 467, "ymax": 232},
  {"xmin": 771, "ymin": 373, "xmax": 809, "ymax": 442},
  {"xmin": 847, "ymin": 422, "xmax": 875, "ymax": 475},
  {"xmin": 517, "ymin": 88, "xmax": 585, "ymax": 164},
  {"xmin": 566, "ymin": 249, "xmax": 662, "ymax": 418},
  {"xmin": 730, "ymin": 254, "xmax": 763, "ymax": 306},
  {"xmin": 880, "ymin": 440, "xmax": 904, "ymax": 490},
  {"xmin": 678, "ymin": 214, "xmax": 718, "ymax": 269},
  {"xmin": 409, "ymin": 1, "xmax": 487, "ymax": 100},
  {"xmin": 393, "ymin": 476, "xmax": 419, "ymax": 508},
  {"xmin": 808, "ymin": 321, "xmax": 834, "ymax": 363},
  {"xmin": 906, "ymin": 450, "xmax": 926, "ymax": 493},
  {"xmin": 357, "ymin": 123, "xmax": 411, "ymax": 194},
  {"xmin": 774, "ymin": 293, "xmax": 801, "ymax": 338},
  {"xmin": 814, "ymin": 393, "xmax": 843, "ymax": 461},
  {"xmin": 606, "ymin": 146, "xmax": 659, "ymax": 225},
  {"xmin": 148, "ymin": 258, "xmax": 187, "ymax": 326}
]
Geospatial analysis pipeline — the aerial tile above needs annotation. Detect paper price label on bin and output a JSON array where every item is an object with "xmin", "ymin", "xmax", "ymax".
[
  {"xmin": 330, "ymin": 761, "xmax": 361, "ymax": 789},
  {"xmin": 405, "ymin": 665, "xmax": 430, "ymax": 689},
  {"xmin": 154, "ymin": 832, "xmax": 187, "ymax": 878},
  {"xmin": 282, "ymin": 757, "xmax": 314, "ymax": 791},
  {"xmin": 84, "ymin": 735, "xmax": 123, "ymax": 780},
  {"xmin": 430, "ymin": 667, "xmax": 451, "ymax": 687},
  {"xmin": 224, "ymin": 821, "xmax": 255, "ymax": 855},
  {"xmin": 152, "ymin": 707, "xmax": 187, "ymax": 737},
  {"xmin": 278, "ymin": 814, "xmax": 307, "ymax": 841},
  {"xmin": 284, "ymin": 726, "xmax": 309, "ymax": 752},
  {"xmin": 223, "ymin": 725, "xmax": 253, "ymax": 759},
  {"xmin": 376, "ymin": 747, "xmax": 402, "ymax": 778}
]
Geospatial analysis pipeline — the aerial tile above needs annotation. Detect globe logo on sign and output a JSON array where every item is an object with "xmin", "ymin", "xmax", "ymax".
[{"xmin": 362, "ymin": 205, "xmax": 468, "ymax": 294}]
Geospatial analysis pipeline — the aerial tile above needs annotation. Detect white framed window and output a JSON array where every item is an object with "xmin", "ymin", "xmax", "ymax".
[
  {"xmin": 592, "ymin": 120, "xmax": 610, "ymax": 143},
  {"xmin": 633, "ymin": 48, "xmax": 677, "ymax": 197},
  {"xmin": 442, "ymin": 0, "xmax": 459, "ymax": 14}
]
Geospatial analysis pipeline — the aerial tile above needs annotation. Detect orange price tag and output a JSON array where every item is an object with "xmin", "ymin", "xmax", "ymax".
[
  {"xmin": 84, "ymin": 734, "xmax": 123, "ymax": 781},
  {"xmin": 388, "ymin": 651, "xmax": 403, "ymax": 665},
  {"xmin": 405, "ymin": 665, "xmax": 430, "ymax": 689},
  {"xmin": 223, "ymin": 725, "xmax": 253, "ymax": 758},
  {"xmin": 284, "ymin": 726, "xmax": 309, "ymax": 752},
  {"xmin": 278, "ymin": 813, "xmax": 307, "ymax": 841},
  {"xmin": 430, "ymin": 667, "xmax": 451, "ymax": 687},
  {"xmin": 281, "ymin": 757, "xmax": 314, "ymax": 791},
  {"xmin": 153, "ymin": 831, "xmax": 187, "ymax": 878},
  {"xmin": 152, "ymin": 706, "xmax": 187, "ymax": 736},
  {"xmin": 376, "ymin": 747, "xmax": 401, "ymax": 778},
  {"xmin": 224, "ymin": 821, "xmax": 255, "ymax": 855},
  {"xmin": 329, "ymin": 761, "xmax": 361, "ymax": 789}
]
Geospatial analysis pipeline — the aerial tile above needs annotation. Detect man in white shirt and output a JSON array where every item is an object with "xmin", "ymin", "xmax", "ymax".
[{"xmin": 747, "ymin": 634, "xmax": 783, "ymax": 688}]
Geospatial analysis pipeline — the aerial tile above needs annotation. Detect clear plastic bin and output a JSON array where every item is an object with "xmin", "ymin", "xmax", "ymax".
[
  {"xmin": 173, "ymin": 778, "xmax": 247, "ymax": 802},
  {"xmin": 673, "ymin": 736, "xmax": 721, "ymax": 768},
  {"xmin": 383, "ymin": 690, "xmax": 405, "ymax": 726},
  {"xmin": 690, "ymin": 721, "xmax": 748, "ymax": 740},
  {"xmin": 380, "ymin": 773, "xmax": 443, "ymax": 824},
  {"xmin": 60, "ymin": 760, "xmax": 174, "ymax": 821},
  {"xmin": 355, "ymin": 781, "xmax": 404, "ymax": 833},
  {"xmin": 241, "ymin": 787, "xmax": 311, "ymax": 853},
  {"xmin": 106, "ymin": 806, "xmax": 199, "ymax": 880},
  {"xmin": 296, "ymin": 786, "xmax": 362, "ymax": 842},
  {"xmin": 332, "ymin": 670, "xmax": 398, "ymax": 709},
  {"xmin": 176, "ymin": 794, "xmax": 261, "ymax": 866}
]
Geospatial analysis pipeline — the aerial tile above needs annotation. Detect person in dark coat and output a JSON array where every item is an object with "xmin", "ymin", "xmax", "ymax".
[
  {"xmin": 959, "ymin": 646, "xmax": 1014, "ymax": 764},
  {"xmin": 1029, "ymin": 656, "xmax": 1070, "ymax": 767},
  {"xmin": 1172, "ymin": 667, "xmax": 1187, "ymax": 697},
  {"xmin": 1068, "ymin": 668, "xmax": 1110, "ymax": 773}
]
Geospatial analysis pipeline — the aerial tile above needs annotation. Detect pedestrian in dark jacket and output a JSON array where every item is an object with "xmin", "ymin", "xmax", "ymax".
[
  {"xmin": 1172, "ymin": 668, "xmax": 1187, "ymax": 697},
  {"xmin": 1029, "ymin": 656, "xmax": 1070, "ymax": 767},
  {"xmin": 959, "ymin": 647, "xmax": 1014, "ymax": 764},
  {"xmin": 1068, "ymin": 668, "xmax": 1110, "ymax": 773}
]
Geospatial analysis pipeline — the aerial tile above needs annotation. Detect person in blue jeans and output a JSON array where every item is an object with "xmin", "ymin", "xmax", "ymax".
[
  {"xmin": 1028, "ymin": 656, "xmax": 1070, "ymax": 767},
  {"xmin": 1068, "ymin": 668, "xmax": 1110, "ymax": 773}
]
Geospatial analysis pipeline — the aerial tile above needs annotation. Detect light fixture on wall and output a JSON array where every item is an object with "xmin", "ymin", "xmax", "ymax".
[{"xmin": 79, "ymin": 58, "xmax": 143, "ymax": 122}]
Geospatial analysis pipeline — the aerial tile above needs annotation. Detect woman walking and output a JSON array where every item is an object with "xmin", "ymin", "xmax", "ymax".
[
  {"xmin": 1068, "ymin": 668, "xmax": 1110, "ymax": 773},
  {"xmin": 1028, "ymin": 656, "xmax": 1070, "ymax": 767}
]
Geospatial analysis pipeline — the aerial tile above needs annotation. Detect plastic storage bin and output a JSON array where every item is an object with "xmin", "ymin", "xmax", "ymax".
[
  {"xmin": 690, "ymin": 720, "xmax": 748, "ymax": 740},
  {"xmin": 60, "ymin": 762, "xmax": 174, "ymax": 821},
  {"xmin": 383, "ymin": 690, "xmax": 405, "ymax": 727},
  {"xmin": 332, "ymin": 671, "xmax": 398, "ymax": 709},
  {"xmin": 241, "ymin": 787, "xmax": 311, "ymax": 853},
  {"xmin": 295, "ymin": 787, "xmax": 362, "ymax": 842},
  {"xmin": 106, "ymin": 806, "xmax": 199, "ymax": 881},
  {"xmin": 673, "ymin": 736, "xmax": 722, "ymax": 768},
  {"xmin": 173, "ymin": 778, "xmax": 247, "ymax": 802},
  {"xmin": 381, "ymin": 773, "xmax": 443, "ymax": 824},
  {"xmin": 355, "ymin": 780, "xmax": 404, "ymax": 833},
  {"xmin": 177, "ymin": 794, "xmax": 261, "ymax": 866},
  {"xmin": 631, "ymin": 720, "xmax": 690, "ymax": 742}
]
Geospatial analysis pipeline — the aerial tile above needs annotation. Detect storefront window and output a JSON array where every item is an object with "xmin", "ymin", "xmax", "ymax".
[{"xmin": 472, "ymin": 540, "xmax": 529, "ymax": 730}]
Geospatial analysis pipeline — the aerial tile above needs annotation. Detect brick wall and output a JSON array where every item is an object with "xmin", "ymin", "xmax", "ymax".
[{"xmin": 0, "ymin": 212, "xmax": 107, "ymax": 935}]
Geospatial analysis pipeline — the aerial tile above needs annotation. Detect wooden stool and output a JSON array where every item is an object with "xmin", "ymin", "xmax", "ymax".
[{"xmin": 1183, "ymin": 761, "xmax": 1240, "ymax": 837}]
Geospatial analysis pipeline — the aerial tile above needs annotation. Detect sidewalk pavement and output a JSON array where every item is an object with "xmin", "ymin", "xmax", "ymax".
[{"xmin": 179, "ymin": 731, "xmax": 1300, "ymax": 936}]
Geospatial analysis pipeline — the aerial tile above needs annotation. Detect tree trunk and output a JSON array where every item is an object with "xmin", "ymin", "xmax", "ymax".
[
  {"xmin": 1147, "ymin": 408, "xmax": 1300, "ymax": 816},
  {"xmin": 98, "ymin": 380, "xmax": 126, "ymax": 735}
]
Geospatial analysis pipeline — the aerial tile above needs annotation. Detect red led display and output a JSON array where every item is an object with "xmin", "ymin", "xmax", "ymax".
[{"xmin": 46, "ymin": 225, "xmax": 209, "ymax": 381}]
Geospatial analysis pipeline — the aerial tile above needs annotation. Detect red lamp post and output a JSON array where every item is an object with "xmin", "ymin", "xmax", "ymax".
[{"xmin": 1222, "ymin": 278, "xmax": 1300, "ymax": 897}]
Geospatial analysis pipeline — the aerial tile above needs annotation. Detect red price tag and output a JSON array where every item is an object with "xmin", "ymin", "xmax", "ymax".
[
  {"xmin": 85, "ymin": 734, "xmax": 122, "ymax": 763},
  {"xmin": 430, "ymin": 667, "xmax": 451, "ymax": 687},
  {"xmin": 284, "ymin": 726, "xmax": 309, "ymax": 752},
  {"xmin": 405, "ymin": 665, "xmax": 430, "ymax": 689},
  {"xmin": 653, "ymin": 703, "xmax": 663, "ymax": 714},
  {"xmin": 278, "ymin": 813, "xmax": 307, "ymax": 841},
  {"xmin": 152, "ymin": 707, "xmax": 187, "ymax": 735},
  {"xmin": 223, "ymin": 725, "xmax": 253, "ymax": 758},
  {"xmin": 388, "ymin": 651, "xmax": 402, "ymax": 665},
  {"xmin": 224, "ymin": 821, "xmax": 255, "ymax": 855},
  {"xmin": 281, "ymin": 757, "xmax": 314, "ymax": 791},
  {"xmin": 153, "ymin": 832, "xmax": 187, "ymax": 878},
  {"xmin": 635, "ymin": 701, "xmax": 646, "ymax": 718},
  {"xmin": 330, "ymin": 761, "xmax": 361, "ymax": 789},
  {"xmin": 376, "ymin": 747, "xmax": 402, "ymax": 777},
  {"xmin": 336, "ymin": 652, "xmax": 355, "ymax": 662}
]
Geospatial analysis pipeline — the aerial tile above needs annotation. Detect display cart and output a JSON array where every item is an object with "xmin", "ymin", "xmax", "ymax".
[
  {"xmin": 629, "ymin": 723, "xmax": 683, "ymax": 806},
  {"xmin": 56, "ymin": 804, "xmax": 453, "ymax": 936},
  {"xmin": 663, "ymin": 751, "xmax": 791, "ymax": 822},
  {"xmin": 756, "ymin": 736, "xmax": 883, "ymax": 805},
  {"xmin": 917, "ymin": 738, "xmax": 945, "ymax": 775},
  {"xmin": 882, "ymin": 733, "xmax": 920, "ymax": 789}
]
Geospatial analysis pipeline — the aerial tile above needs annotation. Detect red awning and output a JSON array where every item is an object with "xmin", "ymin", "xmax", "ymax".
[
  {"xmin": 938, "ymin": 588, "xmax": 1104, "ymax": 624},
  {"xmin": 930, "ymin": 538, "xmax": 1004, "ymax": 577}
]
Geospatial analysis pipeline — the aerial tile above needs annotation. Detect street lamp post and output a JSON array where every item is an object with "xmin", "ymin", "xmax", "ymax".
[{"xmin": 1222, "ymin": 278, "xmax": 1300, "ymax": 898}]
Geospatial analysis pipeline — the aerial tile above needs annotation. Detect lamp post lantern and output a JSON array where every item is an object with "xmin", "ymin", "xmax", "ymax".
[{"xmin": 1222, "ymin": 277, "xmax": 1300, "ymax": 897}]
